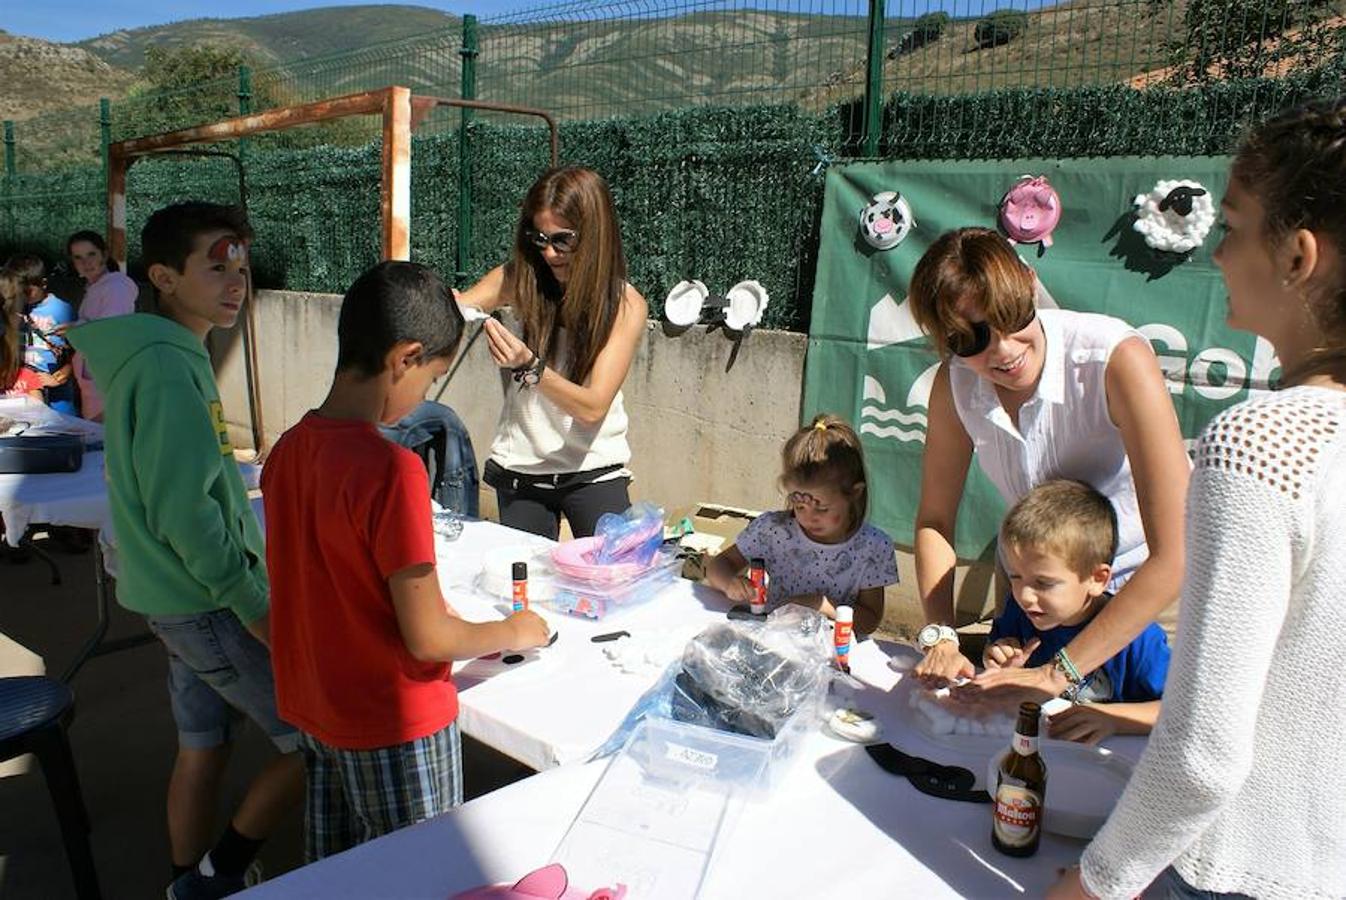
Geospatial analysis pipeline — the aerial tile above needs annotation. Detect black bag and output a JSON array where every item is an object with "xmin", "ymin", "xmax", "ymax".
[{"xmin": 0, "ymin": 435, "xmax": 84, "ymax": 474}]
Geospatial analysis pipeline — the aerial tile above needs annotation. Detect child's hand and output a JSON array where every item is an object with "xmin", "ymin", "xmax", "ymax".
[
  {"xmin": 983, "ymin": 637, "xmax": 1040, "ymax": 670},
  {"xmin": 1046, "ymin": 703, "xmax": 1116, "ymax": 745},
  {"xmin": 506, "ymin": 610, "xmax": 551, "ymax": 650},
  {"xmin": 722, "ymin": 575, "xmax": 756, "ymax": 604}
]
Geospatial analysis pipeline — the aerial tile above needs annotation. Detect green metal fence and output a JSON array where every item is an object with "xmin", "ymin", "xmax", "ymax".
[{"xmin": 3, "ymin": 0, "xmax": 1345, "ymax": 325}]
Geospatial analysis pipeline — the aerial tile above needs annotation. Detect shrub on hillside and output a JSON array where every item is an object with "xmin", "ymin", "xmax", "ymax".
[{"xmin": 974, "ymin": 9, "xmax": 1028, "ymax": 48}]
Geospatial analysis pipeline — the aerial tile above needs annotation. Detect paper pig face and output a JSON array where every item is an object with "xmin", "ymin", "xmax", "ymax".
[
  {"xmin": 1000, "ymin": 176, "xmax": 1061, "ymax": 249},
  {"xmin": 452, "ymin": 863, "xmax": 627, "ymax": 900},
  {"xmin": 860, "ymin": 191, "xmax": 915, "ymax": 250}
]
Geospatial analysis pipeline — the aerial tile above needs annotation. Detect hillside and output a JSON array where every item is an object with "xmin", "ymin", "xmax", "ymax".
[
  {"xmin": 77, "ymin": 5, "xmax": 458, "ymax": 71},
  {"xmin": 0, "ymin": 30, "xmax": 137, "ymax": 121}
]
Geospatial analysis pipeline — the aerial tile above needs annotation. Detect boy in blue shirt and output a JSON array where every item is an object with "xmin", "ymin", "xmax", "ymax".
[{"xmin": 985, "ymin": 478, "xmax": 1170, "ymax": 744}]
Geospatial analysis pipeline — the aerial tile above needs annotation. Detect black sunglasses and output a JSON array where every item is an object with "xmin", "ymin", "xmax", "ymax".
[
  {"xmin": 524, "ymin": 228, "xmax": 579, "ymax": 254},
  {"xmin": 947, "ymin": 309, "xmax": 1038, "ymax": 358}
]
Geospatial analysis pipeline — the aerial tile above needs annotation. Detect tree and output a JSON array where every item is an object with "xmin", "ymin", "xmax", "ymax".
[
  {"xmin": 889, "ymin": 12, "xmax": 951, "ymax": 58},
  {"xmin": 974, "ymin": 9, "xmax": 1028, "ymax": 49},
  {"xmin": 1173, "ymin": 0, "xmax": 1336, "ymax": 82}
]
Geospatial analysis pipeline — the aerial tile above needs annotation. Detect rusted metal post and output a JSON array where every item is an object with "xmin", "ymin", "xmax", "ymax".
[{"xmin": 381, "ymin": 86, "xmax": 412, "ymax": 261}]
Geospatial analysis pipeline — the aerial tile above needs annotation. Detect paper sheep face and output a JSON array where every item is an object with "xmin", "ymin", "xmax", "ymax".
[
  {"xmin": 1132, "ymin": 179, "xmax": 1216, "ymax": 255},
  {"xmin": 1000, "ymin": 175, "xmax": 1061, "ymax": 248},
  {"xmin": 860, "ymin": 191, "xmax": 915, "ymax": 250}
]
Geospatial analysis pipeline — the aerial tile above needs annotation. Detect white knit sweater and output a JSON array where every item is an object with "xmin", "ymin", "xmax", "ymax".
[{"xmin": 1081, "ymin": 386, "xmax": 1346, "ymax": 900}]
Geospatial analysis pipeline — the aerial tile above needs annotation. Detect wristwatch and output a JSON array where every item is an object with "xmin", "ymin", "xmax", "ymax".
[
  {"xmin": 511, "ymin": 353, "xmax": 545, "ymax": 387},
  {"xmin": 916, "ymin": 623, "xmax": 959, "ymax": 652}
]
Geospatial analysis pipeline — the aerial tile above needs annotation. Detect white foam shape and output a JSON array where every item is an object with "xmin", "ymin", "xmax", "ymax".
[
  {"xmin": 664, "ymin": 279, "xmax": 708, "ymax": 327},
  {"xmin": 866, "ymin": 293, "xmax": 925, "ymax": 350},
  {"xmin": 1132, "ymin": 179, "xmax": 1216, "ymax": 254},
  {"xmin": 723, "ymin": 280, "xmax": 769, "ymax": 331},
  {"xmin": 862, "ymin": 375, "xmax": 887, "ymax": 405}
]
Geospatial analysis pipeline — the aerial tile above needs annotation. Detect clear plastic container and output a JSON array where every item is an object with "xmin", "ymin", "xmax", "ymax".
[{"xmin": 543, "ymin": 549, "xmax": 681, "ymax": 620}]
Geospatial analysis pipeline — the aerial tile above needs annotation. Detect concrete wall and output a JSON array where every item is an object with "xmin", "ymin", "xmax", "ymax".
[{"xmin": 209, "ymin": 289, "xmax": 998, "ymax": 638}]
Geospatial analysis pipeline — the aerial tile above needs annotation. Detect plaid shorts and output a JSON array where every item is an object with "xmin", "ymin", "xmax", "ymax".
[{"xmin": 299, "ymin": 722, "xmax": 463, "ymax": 862}]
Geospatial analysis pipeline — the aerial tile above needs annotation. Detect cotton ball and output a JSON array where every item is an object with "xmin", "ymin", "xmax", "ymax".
[{"xmin": 1132, "ymin": 179, "xmax": 1216, "ymax": 254}]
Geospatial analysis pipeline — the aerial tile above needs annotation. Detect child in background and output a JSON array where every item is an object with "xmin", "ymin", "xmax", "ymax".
[
  {"xmin": 6, "ymin": 254, "xmax": 76, "ymax": 413},
  {"xmin": 1, "ymin": 270, "xmax": 44, "ymax": 400},
  {"xmin": 706, "ymin": 414, "xmax": 898, "ymax": 635},
  {"xmin": 67, "ymin": 230, "xmax": 139, "ymax": 421},
  {"xmin": 69, "ymin": 203, "xmax": 303, "ymax": 899},
  {"xmin": 985, "ymin": 479, "xmax": 1169, "ymax": 744},
  {"xmin": 263, "ymin": 261, "xmax": 549, "ymax": 862}
]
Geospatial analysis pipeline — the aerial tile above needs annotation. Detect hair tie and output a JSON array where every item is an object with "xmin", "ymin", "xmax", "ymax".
[{"xmin": 814, "ymin": 420, "xmax": 828, "ymax": 432}]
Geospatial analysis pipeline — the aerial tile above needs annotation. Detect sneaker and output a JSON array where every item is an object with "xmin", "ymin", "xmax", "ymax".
[{"xmin": 166, "ymin": 866, "xmax": 251, "ymax": 900}]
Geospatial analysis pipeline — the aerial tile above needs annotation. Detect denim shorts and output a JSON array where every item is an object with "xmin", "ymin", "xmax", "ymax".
[{"xmin": 146, "ymin": 608, "xmax": 299, "ymax": 754}]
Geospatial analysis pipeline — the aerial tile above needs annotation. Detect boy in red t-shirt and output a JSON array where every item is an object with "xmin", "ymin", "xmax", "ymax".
[{"xmin": 262, "ymin": 261, "xmax": 548, "ymax": 861}]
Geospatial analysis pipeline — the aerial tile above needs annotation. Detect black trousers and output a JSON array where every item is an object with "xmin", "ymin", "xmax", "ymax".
[{"xmin": 484, "ymin": 460, "xmax": 631, "ymax": 540}]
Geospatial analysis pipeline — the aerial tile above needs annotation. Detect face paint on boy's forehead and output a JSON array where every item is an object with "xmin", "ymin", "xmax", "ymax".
[{"xmin": 207, "ymin": 235, "xmax": 247, "ymax": 263}]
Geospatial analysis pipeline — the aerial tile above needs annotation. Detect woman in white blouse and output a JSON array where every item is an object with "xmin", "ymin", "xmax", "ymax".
[{"xmin": 908, "ymin": 227, "xmax": 1190, "ymax": 704}]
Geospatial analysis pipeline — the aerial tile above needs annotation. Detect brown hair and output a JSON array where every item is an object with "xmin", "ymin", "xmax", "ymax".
[
  {"xmin": 1000, "ymin": 479, "xmax": 1118, "ymax": 579},
  {"xmin": 4, "ymin": 254, "xmax": 48, "ymax": 294},
  {"xmin": 908, "ymin": 227, "xmax": 1036, "ymax": 359},
  {"xmin": 1232, "ymin": 97, "xmax": 1346, "ymax": 383},
  {"xmin": 780, "ymin": 414, "xmax": 869, "ymax": 533},
  {"xmin": 503, "ymin": 166, "xmax": 627, "ymax": 385},
  {"xmin": 0, "ymin": 269, "xmax": 24, "ymax": 391}
]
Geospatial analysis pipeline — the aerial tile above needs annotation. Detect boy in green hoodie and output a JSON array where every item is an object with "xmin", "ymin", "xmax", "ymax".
[{"xmin": 69, "ymin": 202, "xmax": 302, "ymax": 900}]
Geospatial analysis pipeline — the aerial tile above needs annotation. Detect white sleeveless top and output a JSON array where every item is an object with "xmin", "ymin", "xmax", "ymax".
[
  {"xmin": 489, "ymin": 329, "xmax": 631, "ymax": 476},
  {"xmin": 949, "ymin": 308, "xmax": 1160, "ymax": 587}
]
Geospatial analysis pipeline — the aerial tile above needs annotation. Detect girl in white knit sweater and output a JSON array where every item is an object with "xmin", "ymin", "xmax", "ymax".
[{"xmin": 1048, "ymin": 99, "xmax": 1346, "ymax": 900}]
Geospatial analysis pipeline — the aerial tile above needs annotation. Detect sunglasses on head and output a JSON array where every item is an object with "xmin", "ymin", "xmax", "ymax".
[
  {"xmin": 524, "ymin": 228, "xmax": 579, "ymax": 254},
  {"xmin": 947, "ymin": 308, "xmax": 1037, "ymax": 358}
]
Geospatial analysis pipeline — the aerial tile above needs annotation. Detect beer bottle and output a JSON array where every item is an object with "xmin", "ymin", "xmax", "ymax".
[{"xmin": 991, "ymin": 701, "xmax": 1047, "ymax": 857}]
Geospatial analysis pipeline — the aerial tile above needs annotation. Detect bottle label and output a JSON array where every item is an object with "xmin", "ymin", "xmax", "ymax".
[
  {"xmin": 1012, "ymin": 733, "xmax": 1037, "ymax": 756},
  {"xmin": 993, "ymin": 781, "xmax": 1043, "ymax": 847},
  {"xmin": 749, "ymin": 567, "xmax": 768, "ymax": 612},
  {"xmin": 512, "ymin": 580, "xmax": 528, "ymax": 612}
]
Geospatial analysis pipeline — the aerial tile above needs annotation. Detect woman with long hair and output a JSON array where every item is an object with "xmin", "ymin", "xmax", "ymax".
[
  {"xmin": 67, "ymin": 230, "xmax": 137, "ymax": 421},
  {"xmin": 456, "ymin": 166, "xmax": 647, "ymax": 539},
  {"xmin": 1047, "ymin": 97, "xmax": 1346, "ymax": 900},
  {"xmin": 1, "ymin": 269, "xmax": 44, "ymax": 400}
]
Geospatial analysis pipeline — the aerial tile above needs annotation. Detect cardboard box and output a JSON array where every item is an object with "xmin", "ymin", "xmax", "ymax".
[{"xmin": 667, "ymin": 502, "xmax": 761, "ymax": 580}]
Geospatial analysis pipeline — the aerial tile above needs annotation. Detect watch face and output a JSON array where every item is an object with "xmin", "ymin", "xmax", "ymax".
[{"xmin": 918, "ymin": 624, "xmax": 941, "ymax": 647}]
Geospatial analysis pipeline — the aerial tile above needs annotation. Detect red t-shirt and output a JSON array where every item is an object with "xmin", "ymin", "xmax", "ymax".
[
  {"xmin": 3, "ymin": 367, "xmax": 42, "ymax": 396},
  {"xmin": 262, "ymin": 412, "xmax": 456, "ymax": 749}
]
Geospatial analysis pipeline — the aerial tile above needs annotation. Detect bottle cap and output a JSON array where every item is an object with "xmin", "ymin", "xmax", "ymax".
[
  {"xmin": 749, "ymin": 557, "xmax": 766, "ymax": 569},
  {"xmin": 836, "ymin": 605, "xmax": 854, "ymax": 623},
  {"xmin": 512, "ymin": 561, "xmax": 528, "ymax": 581}
]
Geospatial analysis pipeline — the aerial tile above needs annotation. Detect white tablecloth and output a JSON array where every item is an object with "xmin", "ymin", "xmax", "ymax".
[
  {"xmin": 0, "ymin": 450, "xmax": 262, "ymax": 547},
  {"xmin": 433, "ymin": 521, "xmax": 728, "ymax": 770},
  {"xmin": 242, "ymin": 636, "xmax": 1146, "ymax": 899}
]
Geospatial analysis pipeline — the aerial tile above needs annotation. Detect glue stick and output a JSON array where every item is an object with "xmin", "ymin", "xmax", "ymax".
[
  {"xmin": 748, "ymin": 558, "xmax": 768, "ymax": 615},
  {"xmin": 834, "ymin": 605, "xmax": 854, "ymax": 671},
  {"xmin": 512, "ymin": 562, "xmax": 529, "ymax": 612}
]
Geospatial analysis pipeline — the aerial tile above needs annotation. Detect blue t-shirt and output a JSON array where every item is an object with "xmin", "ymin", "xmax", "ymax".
[
  {"xmin": 988, "ymin": 596, "xmax": 1170, "ymax": 702},
  {"xmin": 22, "ymin": 294, "xmax": 75, "ymax": 374}
]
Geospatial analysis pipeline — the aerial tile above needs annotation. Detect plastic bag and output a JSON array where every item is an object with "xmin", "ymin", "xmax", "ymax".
[
  {"xmin": 670, "ymin": 606, "xmax": 832, "ymax": 739},
  {"xmin": 593, "ymin": 501, "xmax": 665, "ymax": 566}
]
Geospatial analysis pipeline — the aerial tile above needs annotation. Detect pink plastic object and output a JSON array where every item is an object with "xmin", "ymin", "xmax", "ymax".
[
  {"xmin": 551, "ymin": 537, "xmax": 649, "ymax": 584},
  {"xmin": 999, "ymin": 175, "xmax": 1062, "ymax": 248},
  {"xmin": 451, "ymin": 863, "xmax": 627, "ymax": 900}
]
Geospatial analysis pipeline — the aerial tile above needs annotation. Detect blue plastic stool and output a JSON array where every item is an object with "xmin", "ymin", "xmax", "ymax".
[{"xmin": 0, "ymin": 676, "xmax": 102, "ymax": 899}]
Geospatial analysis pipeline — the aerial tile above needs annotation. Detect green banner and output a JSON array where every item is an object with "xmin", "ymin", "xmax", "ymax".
[{"xmin": 803, "ymin": 157, "xmax": 1277, "ymax": 559}]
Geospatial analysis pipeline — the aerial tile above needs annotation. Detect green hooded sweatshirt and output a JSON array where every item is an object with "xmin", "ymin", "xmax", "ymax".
[{"xmin": 68, "ymin": 314, "xmax": 268, "ymax": 623}]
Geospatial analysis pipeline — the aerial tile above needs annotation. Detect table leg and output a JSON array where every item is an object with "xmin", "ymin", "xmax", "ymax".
[
  {"xmin": 59, "ymin": 541, "xmax": 154, "ymax": 683},
  {"xmin": 19, "ymin": 532, "xmax": 62, "ymax": 586}
]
